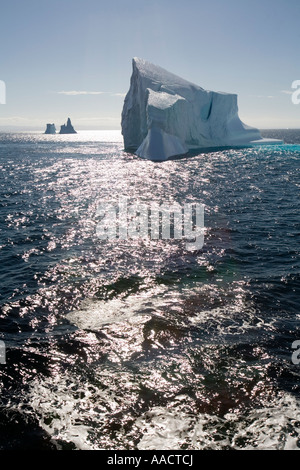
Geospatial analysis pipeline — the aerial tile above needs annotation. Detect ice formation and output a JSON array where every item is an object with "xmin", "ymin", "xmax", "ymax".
[
  {"xmin": 59, "ymin": 117, "xmax": 77, "ymax": 134},
  {"xmin": 121, "ymin": 58, "xmax": 281, "ymax": 161},
  {"xmin": 44, "ymin": 123, "xmax": 56, "ymax": 134}
]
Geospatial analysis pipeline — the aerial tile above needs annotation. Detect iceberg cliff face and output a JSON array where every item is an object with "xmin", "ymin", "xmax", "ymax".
[{"xmin": 121, "ymin": 58, "xmax": 276, "ymax": 161}]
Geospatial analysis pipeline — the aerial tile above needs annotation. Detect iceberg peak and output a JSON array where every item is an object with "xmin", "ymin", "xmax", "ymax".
[{"xmin": 131, "ymin": 57, "xmax": 200, "ymax": 91}]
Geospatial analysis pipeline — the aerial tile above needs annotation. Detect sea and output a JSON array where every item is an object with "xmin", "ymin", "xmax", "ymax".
[{"xmin": 0, "ymin": 129, "xmax": 299, "ymax": 450}]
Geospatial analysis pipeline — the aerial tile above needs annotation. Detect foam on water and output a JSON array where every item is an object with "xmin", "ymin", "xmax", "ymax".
[
  {"xmin": 135, "ymin": 393, "xmax": 300, "ymax": 450},
  {"xmin": 65, "ymin": 286, "xmax": 168, "ymax": 329},
  {"xmin": 27, "ymin": 370, "xmax": 300, "ymax": 450},
  {"xmin": 65, "ymin": 280, "xmax": 278, "ymax": 346}
]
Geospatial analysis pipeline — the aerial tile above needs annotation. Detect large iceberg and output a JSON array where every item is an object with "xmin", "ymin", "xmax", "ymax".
[{"xmin": 121, "ymin": 58, "xmax": 281, "ymax": 161}]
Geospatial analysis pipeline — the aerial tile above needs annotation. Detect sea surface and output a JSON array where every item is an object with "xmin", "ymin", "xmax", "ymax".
[{"xmin": 0, "ymin": 129, "xmax": 299, "ymax": 450}]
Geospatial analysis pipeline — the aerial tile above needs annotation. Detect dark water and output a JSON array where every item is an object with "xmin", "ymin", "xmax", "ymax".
[{"xmin": 0, "ymin": 130, "xmax": 299, "ymax": 450}]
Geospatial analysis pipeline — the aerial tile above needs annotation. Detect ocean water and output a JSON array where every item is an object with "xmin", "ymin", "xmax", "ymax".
[{"xmin": 0, "ymin": 129, "xmax": 299, "ymax": 450}]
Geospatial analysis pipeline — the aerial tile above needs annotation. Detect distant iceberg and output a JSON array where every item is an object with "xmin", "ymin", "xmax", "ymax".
[
  {"xmin": 59, "ymin": 117, "xmax": 77, "ymax": 134},
  {"xmin": 121, "ymin": 58, "xmax": 282, "ymax": 161},
  {"xmin": 44, "ymin": 123, "xmax": 56, "ymax": 134}
]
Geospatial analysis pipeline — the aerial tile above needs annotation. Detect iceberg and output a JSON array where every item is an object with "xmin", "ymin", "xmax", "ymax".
[
  {"xmin": 121, "ymin": 58, "xmax": 282, "ymax": 161},
  {"xmin": 44, "ymin": 123, "xmax": 56, "ymax": 134},
  {"xmin": 59, "ymin": 117, "xmax": 77, "ymax": 134}
]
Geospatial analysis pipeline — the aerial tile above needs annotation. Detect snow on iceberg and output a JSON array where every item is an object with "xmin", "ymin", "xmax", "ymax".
[{"xmin": 121, "ymin": 58, "xmax": 282, "ymax": 161}]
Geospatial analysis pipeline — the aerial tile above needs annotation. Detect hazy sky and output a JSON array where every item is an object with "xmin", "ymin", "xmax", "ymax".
[{"xmin": 1, "ymin": 0, "xmax": 300, "ymax": 130}]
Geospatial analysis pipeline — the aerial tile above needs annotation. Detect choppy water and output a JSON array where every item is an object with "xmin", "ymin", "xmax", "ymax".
[{"xmin": 0, "ymin": 129, "xmax": 299, "ymax": 450}]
